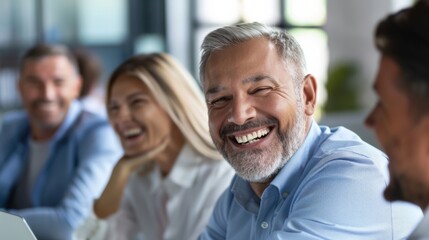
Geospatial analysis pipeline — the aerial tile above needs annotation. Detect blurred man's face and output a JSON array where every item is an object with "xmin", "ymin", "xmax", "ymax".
[
  {"xmin": 366, "ymin": 56, "xmax": 429, "ymax": 208},
  {"xmin": 203, "ymin": 38, "xmax": 315, "ymax": 183},
  {"xmin": 18, "ymin": 55, "xmax": 81, "ymax": 141}
]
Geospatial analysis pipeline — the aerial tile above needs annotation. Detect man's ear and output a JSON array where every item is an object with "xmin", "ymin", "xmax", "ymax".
[{"xmin": 302, "ymin": 74, "xmax": 317, "ymax": 116}]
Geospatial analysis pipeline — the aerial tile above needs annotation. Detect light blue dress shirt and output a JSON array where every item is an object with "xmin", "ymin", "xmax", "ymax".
[
  {"xmin": 199, "ymin": 121, "xmax": 422, "ymax": 240},
  {"xmin": 408, "ymin": 207, "xmax": 429, "ymax": 240},
  {"xmin": 0, "ymin": 101, "xmax": 122, "ymax": 240}
]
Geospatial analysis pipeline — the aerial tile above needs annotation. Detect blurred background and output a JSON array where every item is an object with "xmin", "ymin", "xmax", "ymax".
[{"xmin": 0, "ymin": 0, "xmax": 415, "ymax": 146}]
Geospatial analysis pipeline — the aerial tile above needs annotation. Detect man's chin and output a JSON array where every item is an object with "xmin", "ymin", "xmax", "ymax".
[
  {"xmin": 36, "ymin": 119, "xmax": 61, "ymax": 130},
  {"xmin": 34, "ymin": 112, "xmax": 64, "ymax": 127}
]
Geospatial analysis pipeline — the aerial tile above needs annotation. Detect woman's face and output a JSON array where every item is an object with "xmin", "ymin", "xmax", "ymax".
[{"xmin": 107, "ymin": 75, "xmax": 175, "ymax": 157}]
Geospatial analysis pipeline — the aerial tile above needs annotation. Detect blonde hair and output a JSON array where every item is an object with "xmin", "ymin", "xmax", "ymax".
[{"xmin": 106, "ymin": 53, "xmax": 221, "ymax": 160}]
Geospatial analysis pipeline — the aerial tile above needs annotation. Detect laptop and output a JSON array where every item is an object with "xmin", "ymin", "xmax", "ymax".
[{"xmin": 0, "ymin": 211, "xmax": 37, "ymax": 239}]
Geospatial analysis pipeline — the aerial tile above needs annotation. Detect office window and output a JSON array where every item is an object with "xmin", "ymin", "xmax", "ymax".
[
  {"xmin": 289, "ymin": 28, "xmax": 328, "ymax": 103},
  {"xmin": 77, "ymin": 0, "xmax": 128, "ymax": 44},
  {"xmin": 0, "ymin": 0, "xmax": 36, "ymax": 46},
  {"xmin": 44, "ymin": 0, "xmax": 76, "ymax": 43},
  {"xmin": 285, "ymin": 0, "xmax": 326, "ymax": 26},
  {"xmin": 242, "ymin": 0, "xmax": 281, "ymax": 25},
  {"xmin": 196, "ymin": 0, "xmax": 241, "ymax": 25}
]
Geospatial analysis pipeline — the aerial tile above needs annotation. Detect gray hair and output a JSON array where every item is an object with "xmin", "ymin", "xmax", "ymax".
[{"xmin": 199, "ymin": 22, "xmax": 307, "ymax": 88}]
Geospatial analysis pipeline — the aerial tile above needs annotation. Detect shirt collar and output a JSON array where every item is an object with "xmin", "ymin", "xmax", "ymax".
[
  {"xmin": 231, "ymin": 120, "xmax": 322, "ymax": 205},
  {"xmin": 271, "ymin": 120, "xmax": 321, "ymax": 198},
  {"xmin": 167, "ymin": 144, "xmax": 202, "ymax": 188},
  {"xmin": 50, "ymin": 101, "xmax": 83, "ymax": 143}
]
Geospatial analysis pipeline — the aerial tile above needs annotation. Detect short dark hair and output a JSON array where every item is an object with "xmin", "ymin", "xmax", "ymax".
[
  {"xmin": 375, "ymin": 0, "xmax": 429, "ymax": 114},
  {"xmin": 20, "ymin": 44, "xmax": 78, "ymax": 74},
  {"xmin": 73, "ymin": 48, "xmax": 102, "ymax": 98}
]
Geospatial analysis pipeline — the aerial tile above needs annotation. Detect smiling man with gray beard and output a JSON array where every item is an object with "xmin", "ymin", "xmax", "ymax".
[{"xmin": 198, "ymin": 22, "xmax": 423, "ymax": 240}]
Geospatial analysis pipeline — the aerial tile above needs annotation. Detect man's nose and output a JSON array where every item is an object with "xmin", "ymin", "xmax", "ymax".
[
  {"xmin": 40, "ymin": 84, "xmax": 56, "ymax": 100},
  {"xmin": 227, "ymin": 96, "xmax": 256, "ymax": 125}
]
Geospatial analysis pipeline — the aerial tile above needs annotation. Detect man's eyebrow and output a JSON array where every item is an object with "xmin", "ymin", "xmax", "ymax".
[
  {"xmin": 206, "ymin": 85, "xmax": 225, "ymax": 95},
  {"xmin": 206, "ymin": 74, "xmax": 277, "ymax": 95},
  {"xmin": 243, "ymin": 74, "xmax": 277, "ymax": 85}
]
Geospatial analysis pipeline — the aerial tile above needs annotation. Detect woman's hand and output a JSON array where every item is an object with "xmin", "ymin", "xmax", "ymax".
[
  {"xmin": 93, "ymin": 138, "xmax": 169, "ymax": 219},
  {"xmin": 118, "ymin": 138, "xmax": 169, "ymax": 175}
]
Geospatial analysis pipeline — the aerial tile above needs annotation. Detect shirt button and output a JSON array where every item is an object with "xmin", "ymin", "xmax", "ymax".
[
  {"xmin": 261, "ymin": 221, "xmax": 269, "ymax": 229},
  {"xmin": 283, "ymin": 192, "xmax": 289, "ymax": 198}
]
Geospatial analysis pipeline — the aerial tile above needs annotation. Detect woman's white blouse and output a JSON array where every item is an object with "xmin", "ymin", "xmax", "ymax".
[{"xmin": 75, "ymin": 144, "xmax": 234, "ymax": 240}]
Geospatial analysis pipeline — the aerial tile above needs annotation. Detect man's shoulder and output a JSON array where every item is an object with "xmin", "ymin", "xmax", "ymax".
[
  {"xmin": 316, "ymin": 125, "xmax": 386, "ymax": 161},
  {"xmin": 0, "ymin": 111, "xmax": 28, "ymax": 137},
  {"xmin": 66, "ymin": 109, "xmax": 110, "ymax": 134},
  {"xmin": 53, "ymin": 109, "xmax": 121, "ymax": 162},
  {"xmin": 53, "ymin": 109, "xmax": 114, "ymax": 147},
  {"xmin": 0, "ymin": 111, "xmax": 29, "ymax": 160},
  {"xmin": 75, "ymin": 110, "xmax": 108, "ymax": 126},
  {"xmin": 305, "ymin": 125, "xmax": 388, "ymax": 179},
  {"xmin": 1, "ymin": 110, "xmax": 27, "ymax": 126}
]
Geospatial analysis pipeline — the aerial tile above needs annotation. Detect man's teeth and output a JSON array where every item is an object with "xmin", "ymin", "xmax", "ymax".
[
  {"xmin": 235, "ymin": 129, "xmax": 269, "ymax": 144},
  {"xmin": 124, "ymin": 128, "xmax": 141, "ymax": 137}
]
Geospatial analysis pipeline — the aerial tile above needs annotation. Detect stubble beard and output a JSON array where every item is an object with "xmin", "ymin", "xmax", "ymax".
[
  {"xmin": 384, "ymin": 175, "xmax": 405, "ymax": 202},
  {"xmin": 217, "ymin": 109, "xmax": 307, "ymax": 183},
  {"xmin": 384, "ymin": 172, "xmax": 429, "ymax": 208}
]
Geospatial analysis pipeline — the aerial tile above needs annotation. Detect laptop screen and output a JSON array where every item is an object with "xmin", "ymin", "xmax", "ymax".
[{"xmin": 0, "ymin": 211, "xmax": 37, "ymax": 240}]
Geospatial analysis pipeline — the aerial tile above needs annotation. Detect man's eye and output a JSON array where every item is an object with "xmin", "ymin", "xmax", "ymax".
[
  {"xmin": 209, "ymin": 97, "xmax": 230, "ymax": 108},
  {"xmin": 251, "ymin": 87, "xmax": 271, "ymax": 95}
]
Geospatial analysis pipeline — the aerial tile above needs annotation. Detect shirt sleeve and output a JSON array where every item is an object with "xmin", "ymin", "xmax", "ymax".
[
  {"xmin": 73, "ymin": 208, "xmax": 108, "ymax": 240},
  {"xmin": 198, "ymin": 189, "xmax": 232, "ymax": 240},
  {"xmin": 73, "ymin": 195, "xmax": 139, "ymax": 240},
  {"xmin": 8, "ymin": 123, "xmax": 122, "ymax": 240}
]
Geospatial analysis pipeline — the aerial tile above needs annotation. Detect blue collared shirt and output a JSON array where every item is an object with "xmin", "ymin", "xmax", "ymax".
[
  {"xmin": 0, "ymin": 101, "xmax": 122, "ymax": 240},
  {"xmin": 199, "ymin": 121, "xmax": 422, "ymax": 240}
]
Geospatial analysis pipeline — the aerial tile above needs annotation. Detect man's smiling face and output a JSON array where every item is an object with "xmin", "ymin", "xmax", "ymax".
[{"xmin": 203, "ymin": 38, "xmax": 313, "ymax": 182}]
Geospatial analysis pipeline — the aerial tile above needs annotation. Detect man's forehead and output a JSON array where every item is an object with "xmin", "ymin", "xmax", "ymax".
[{"xmin": 22, "ymin": 55, "xmax": 77, "ymax": 73}]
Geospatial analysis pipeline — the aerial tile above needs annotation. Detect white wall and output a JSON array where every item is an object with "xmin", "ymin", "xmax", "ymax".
[
  {"xmin": 326, "ymin": 0, "xmax": 392, "ymax": 109},
  {"xmin": 322, "ymin": 0, "xmax": 413, "ymax": 147},
  {"xmin": 326, "ymin": 0, "xmax": 414, "ymax": 109}
]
